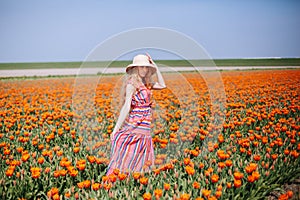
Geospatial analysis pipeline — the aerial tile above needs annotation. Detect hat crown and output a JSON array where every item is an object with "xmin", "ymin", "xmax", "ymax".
[
  {"xmin": 125, "ymin": 54, "xmax": 157, "ymax": 74},
  {"xmin": 132, "ymin": 54, "xmax": 151, "ymax": 65}
]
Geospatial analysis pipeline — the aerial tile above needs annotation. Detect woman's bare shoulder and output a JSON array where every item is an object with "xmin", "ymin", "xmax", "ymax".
[{"xmin": 127, "ymin": 77, "xmax": 141, "ymax": 89}]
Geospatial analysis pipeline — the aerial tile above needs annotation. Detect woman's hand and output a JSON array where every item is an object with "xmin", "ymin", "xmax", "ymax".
[
  {"xmin": 146, "ymin": 53, "xmax": 158, "ymax": 69},
  {"xmin": 146, "ymin": 53, "xmax": 166, "ymax": 89},
  {"xmin": 110, "ymin": 133, "xmax": 114, "ymax": 142},
  {"xmin": 110, "ymin": 130, "xmax": 116, "ymax": 142}
]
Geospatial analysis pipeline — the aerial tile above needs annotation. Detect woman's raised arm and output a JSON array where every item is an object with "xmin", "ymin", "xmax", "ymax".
[
  {"xmin": 152, "ymin": 66, "xmax": 166, "ymax": 89},
  {"xmin": 110, "ymin": 83, "xmax": 135, "ymax": 141},
  {"xmin": 146, "ymin": 53, "xmax": 166, "ymax": 89}
]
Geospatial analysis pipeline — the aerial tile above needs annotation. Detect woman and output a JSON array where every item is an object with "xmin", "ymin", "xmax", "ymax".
[{"xmin": 106, "ymin": 53, "xmax": 166, "ymax": 176}]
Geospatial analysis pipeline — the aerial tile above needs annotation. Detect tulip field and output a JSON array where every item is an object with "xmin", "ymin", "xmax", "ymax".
[{"xmin": 0, "ymin": 69, "xmax": 299, "ymax": 200}]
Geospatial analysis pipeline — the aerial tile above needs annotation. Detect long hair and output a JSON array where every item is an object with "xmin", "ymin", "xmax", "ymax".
[{"xmin": 118, "ymin": 67, "xmax": 154, "ymax": 110}]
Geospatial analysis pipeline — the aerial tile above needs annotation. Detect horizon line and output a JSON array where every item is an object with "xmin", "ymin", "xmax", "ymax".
[{"xmin": 0, "ymin": 57, "xmax": 300, "ymax": 64}]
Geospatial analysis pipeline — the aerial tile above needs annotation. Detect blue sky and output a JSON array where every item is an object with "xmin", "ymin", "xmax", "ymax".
[{"xmin": 0, "ymin": 0, "xmax": 299, "ymax": 62}]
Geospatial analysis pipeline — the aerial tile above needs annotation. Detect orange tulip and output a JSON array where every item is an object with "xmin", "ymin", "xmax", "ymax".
[
  {"xmin": 47, "ymin": 187, "xmax": 59, "ymax": 198},
  {"xmin": 233, "ymin": 172, "xmax": 244, "ymax": 180},
  {"xmin": 108, "ymin": 174, "xmax": 117, "ymax": 183},
  {"xmin": 247, "ymin": 175, "xmax": 255, "ymax": 183},
  {"xmin": 30, "ymin": 167, "xmax": 41, "ymax": 179},
  {"xmin": 118, "ymin": 173, "xmax": 127, "ymax": 181},
  {"xmin": 234, "ymin": 179, "xmax": 242, "ymax": 188},
  {"xmin": 252, "ymin": 171, "xmax": 260, "ymax": 181},
  {"xmin": 225, "ymin": 160, "xmax": 232, "ymax": 167},
  {"xmin": 183, "ymin": 157, "xmax": 190, "ymax": 165},
  {"xmin": 21, "ymin": 153, "xmax": 30, "ymax": 162},
  {"xmin": 139, "ymin": 177, "xmax": 148, "ymax": 185},
  {"xmin": 164, "ymin": 183, "xmax": 171, "ymax": 190},
  {"xmin": 52, "ymin": 194, "xmax": 60, "ymax": 200},
  {"xmin": 65, "ymin": 192, "xmax": 71, "ymax": 198},
  {"xmin": 59, "ymin": 169, "xmax": 67, "ymax": 176},
  {"xmin": 53, "ymin": 170, "xmax": 60, "ymax": 178},
  {"xmin": 215, "ymin": 190, "xmax": 222, "ymax": 198},
  {"xmin": 73, "ymin": 147, "xmax": 80, "ymax": 153},
  {"xmin": 245, "ymin": 163, "xmax": 257, "ymax": 174},
  {"xmin": 5, "ymin": 167, "xmax": 14, "ymax": 177},
  {"xmin": 253, "ymin": 155, "xmax": 261, "ymax": 161},
  {"xmin": 211, "ymin": 174, "xmax": 219, "ymax": 183},
  {"xmin": 37, "ymin": 157, "xmax": 44, "ymax": 164},
  {"xmin": 113, "ymin": 168, "xmax": 120, "ymax": 175},
  {"xmin": 218, "ymin": 162, "xmax": 226, "ymax": 169},
  {"xmin": 83, "ymin": 180, "xmax": 91, "ymax": 188},
  {"xmin": 199, "ymin": 162, "xmax": 205, "ymax": 169},
  {"xmin": 202, "ymin": 189, "xmax": 211, "ymax": 197},
  {"xmin": 143, "ymin": 192, "xmax": 151, "ymax": 200},
  {"xmin": 185, "ymin": 165, "xmax": 195, "ymax": 176},
  {"xmin": 179, "ymin": 193, "xmax": 191, "ymax": 200},
  {"xmin": 193, "ymin": 181, "xmax": 200, "ymax": 189},
  {"xmin": 87, "ymin": 155, "xmax": 96, "ymax": 163},
  {"xmin": 92, "ymin": 183, "xmax": 101, "ymax": 191},
  {"xmin": 69, "ymin": 169, "xmax": 78, "ymax": 177},
  {"xmin": 77, "ymin": 181, "xmax": 84, "ymax": 189},
  {"xmin": 154, "ymin": 189, "xmax": 163, "ymax": 198}
]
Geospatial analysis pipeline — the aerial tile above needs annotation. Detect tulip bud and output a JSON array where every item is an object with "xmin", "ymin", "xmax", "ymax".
[
  {"xmin": 265, "ymin": 171, "xmax": 269, "ymax": 176},
  {"xmin": 174, "ymin": 183, "xmax": 178, "ymax": 190},
  {"xmin": 200, "ymin": 173, "xmax": 204, "ymax": 179},
  {"xmin": 109, "ymin": 190, "xmax": 113, "ymax": 198},
  {"xmin": 124, "ymin": 188, "xmax": 128, "ymax": 196},
  {"xmin": 175, "ymin": 171, "xmax": 179, "ymax": 178}
]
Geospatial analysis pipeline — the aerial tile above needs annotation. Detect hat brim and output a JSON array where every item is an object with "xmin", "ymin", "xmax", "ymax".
[{"xmin": 125, "ymin": 64, "xmax": 157, "ymax": 75}]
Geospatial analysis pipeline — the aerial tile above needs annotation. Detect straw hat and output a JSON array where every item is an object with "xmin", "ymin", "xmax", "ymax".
[{"xmin": 126, "ymin": 54, "xmax": 157, "ymax": 75}]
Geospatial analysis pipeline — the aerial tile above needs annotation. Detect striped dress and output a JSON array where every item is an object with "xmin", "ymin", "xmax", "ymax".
[{"xmin": 106, "ymin": 82, "xmax": 154, "ymax": 175}]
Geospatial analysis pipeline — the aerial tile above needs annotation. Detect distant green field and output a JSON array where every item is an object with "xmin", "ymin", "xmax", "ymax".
[{"xmin": 0, "ymin": 58, "xmax": 299, "ymax": 70}]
